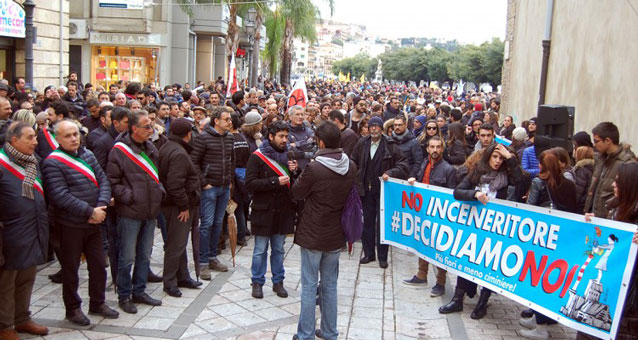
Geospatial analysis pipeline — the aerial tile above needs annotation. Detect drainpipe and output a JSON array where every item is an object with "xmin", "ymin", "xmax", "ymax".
[
  {"xmin": 23, "ymin": 0, "xmax": 35, "ymax": 87},
  {"xmin": 59, "ymin": 0, "xmax": 64, "ymax": 85},
  {"xmin": 538, "ymin": 0, "xmax": 554, "ymax": 107},
  {"xmin": 189, "ymin": 29, "xmax": 197, "ymax": 85}
]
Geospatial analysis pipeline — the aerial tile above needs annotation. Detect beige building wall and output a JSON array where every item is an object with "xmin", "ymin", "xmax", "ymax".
[
  {"xmin": 501, "ymin": 0, "xmax": 638, "ymax": 147},
  {"xmin": 15, "ymin": 0, "xmax": 69, "ymax": 91}
]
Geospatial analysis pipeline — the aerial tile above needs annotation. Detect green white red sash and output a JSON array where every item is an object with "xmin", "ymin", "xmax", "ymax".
[
  {"xmin": 48, "ymin": 149, "xmax": 98, "ymax": 187},
  {"xmin": 253, "ymin": 149, "xmax": 290, "ymax": 187},
  {"xmin": 112, "ymin": 142, "xmax": 159, "ymax": 183},
  {"xmin": 0, "ymin": 149, "xmax": 44, "ymax": 196},
  {"xmin": 42, "ymin": 128, "xmax": 59, "ymax": 150}
]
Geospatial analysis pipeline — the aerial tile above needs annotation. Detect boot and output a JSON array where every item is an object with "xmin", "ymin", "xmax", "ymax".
[
  {"xmin": 438, "ymin": 287, "xmax": 464, "ymax": 314},
  {"xmin": 0, "ymin": 329, "xmax": 19, "ymax": 340},
  {"xmin": 470, "ymin": 289, "xmax": 492, "ymax": 319}
]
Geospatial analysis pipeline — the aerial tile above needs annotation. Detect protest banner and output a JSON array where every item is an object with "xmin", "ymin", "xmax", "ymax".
[{"xmin": 380, "ymin": 178, "xmax": 637, "ymax": 340}]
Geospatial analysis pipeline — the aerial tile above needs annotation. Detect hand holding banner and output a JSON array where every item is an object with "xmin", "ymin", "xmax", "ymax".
[{"xmin": 381, "ymin": 178, "xmax": 637, "ymax": 340}]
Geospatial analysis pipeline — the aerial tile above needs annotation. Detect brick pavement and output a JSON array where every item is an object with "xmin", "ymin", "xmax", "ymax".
[{"xmin": 24, "ymin": 232, "xmax": 578, "ymax": 340}]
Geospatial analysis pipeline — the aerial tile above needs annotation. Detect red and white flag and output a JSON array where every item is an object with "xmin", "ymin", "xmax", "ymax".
[
  {"xmin": 226, "ymin": 53, "xmax": 239, "ymax": 98},
  {"xmin": 288, "ymin": 77, "xmax": 308, "ymax": 108}
]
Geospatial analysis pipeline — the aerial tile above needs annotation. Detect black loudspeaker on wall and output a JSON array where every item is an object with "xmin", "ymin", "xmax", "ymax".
[{"xmin": 534, "ymin": 105, "xmax": 575, "ymax": 159}]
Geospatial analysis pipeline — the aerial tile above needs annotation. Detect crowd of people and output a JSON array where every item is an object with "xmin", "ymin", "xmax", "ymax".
[{"xmin": 0, "ymin": 74, "xmax": 636, "ymax": 340}]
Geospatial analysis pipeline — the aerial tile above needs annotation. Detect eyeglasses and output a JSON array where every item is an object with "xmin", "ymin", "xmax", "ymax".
[{"xmin": 137, "ymin": 124, "xmax": 153, "ymax": 130}]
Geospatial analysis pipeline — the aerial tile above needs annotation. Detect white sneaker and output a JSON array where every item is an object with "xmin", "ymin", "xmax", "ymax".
[
  {"xmin": 520, "ymin": 324, "xmax": 549, "ymax": 340},
  {"xmin": 519, "ymin": 315, "xmax": 537, "ymax": 329}
]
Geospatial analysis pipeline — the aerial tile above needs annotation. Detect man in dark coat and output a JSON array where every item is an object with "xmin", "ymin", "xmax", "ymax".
[
  {"xmin": 382, "ymin": 97, "xmax": 402, "ymax": 122},
  {"xmin": 390, "ymin": 114, "xmax": 423, "ymax": 178},
  {"xmin": 329, "ymin": 109, "xmax": 358, "ymax": 157},
  {"xmin": 159, "ymin": 118, "xmax": 202, "ymax": 298},
  {"xmin": 291, "ymin": 121, "xmax": 357, "ymax": 340},
  {"xmin": 246, "ymin": 121, "xmax": 297, "ymax": 299},
  {"xmin": 402, "ymin": 136, "xmax": 456, "ymax": 297},
  {"xmin": 92, "ymin": 106, "xmax": 129, "ymax": 170},
  {"xmin": 351, "ymin": 116, "xmax": 408, "ymax": 268},
  {"xmin": 36, "ymin": 100, "xmax": 70, "ymax": 161},
  {"xmin": 86, "ymin": 105, "xmax": 112, "ymax": 151},
  {"xmin": 107, "ymin": 110, "xmax": 165, "ymax": 314},
  {"xmin": 42, "ymin": 120, "xmax": 118, "ymax": 325},
  {"xmin": 190, "ymin": 106, "xmax": 235, "ymax": 278},
  {"xmin": 0, "ymin": 122, "xmax": 49, "ymax": 339}
]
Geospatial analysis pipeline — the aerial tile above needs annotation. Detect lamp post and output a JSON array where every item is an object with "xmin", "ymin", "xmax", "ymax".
[
  {"xmin": 24, "ymin": 0, "xmax": 36, "ymax": 88},
  {"xmin": 245, "ymin": 8, "xmax": 257, "ymax": 88}
]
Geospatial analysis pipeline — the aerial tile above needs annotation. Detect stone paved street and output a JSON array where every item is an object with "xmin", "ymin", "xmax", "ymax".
[{"xmin": 26, "ymin": 232, "xmax": 578, "ymax": 340}]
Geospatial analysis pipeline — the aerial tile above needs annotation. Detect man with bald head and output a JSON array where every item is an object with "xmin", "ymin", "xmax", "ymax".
[{"xmin": 42, "ymin": 120, "xmax": 118, "ymax": 325}]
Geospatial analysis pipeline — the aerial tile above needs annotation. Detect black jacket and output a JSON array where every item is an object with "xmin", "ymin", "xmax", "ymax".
[
  {"xmin": 245, "ymin": 151, "xmax": 296, "ymax": 236},
  {"xmin": 390, "ymin": 131, "xmax": 423, "ymax": 178},
  {"xmin": 454, "ymin": 157, "xmax": 523, "ymax": 201},
  {"xmin": 292, "ymin": 148, "xmax": 357, "ymax": 251},
  {"xmin": 0, "ymin": 148, "xmax": 49, "ymax": 270},
  {"xmin": 159, "ymin": 136, "xmax": 201, "ymax": 210},
  {"xmin": 444, "ymin": 140, "xmax": 471, "ymax": 166},
  {"xmin": 573, "ymin": 158, "xmax": 594, "ymax": 214},
  {"xmin": 35, "ymin": 126, "xmax": 57, "ymax": 163},
  {"xmin": 42, "ymin": 146, "xmax": 111, "ymax": 228},
  {"xmin": 191, "ymin": 124, "xmax": 235, "ymax": 188},
  {"xmin": 350, "ymin": 135, "xmax": 409, "ymax": 197},
  {"xmin": 415, "ymin": 158, "xmax": 457, "ymax": 189},
  {"xmin": 93, "ymin": 125, "xmax": 121, "ymax": 170},
  {"xmin": 526, "ymin": 177, "xmax": 578, "ymax": 213},
  {"xmin": 86, "ymin": 124, "xmax": 107, "ymax": 151},
  {"xmin": 107, "ymin": 133, "xmax": 165, "ymax": 220}
]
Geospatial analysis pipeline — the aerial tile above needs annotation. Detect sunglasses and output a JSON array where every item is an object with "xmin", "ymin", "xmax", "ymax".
[{"xmin": 427, "ymin": 126, "xmax": 437, "ymax": 130}]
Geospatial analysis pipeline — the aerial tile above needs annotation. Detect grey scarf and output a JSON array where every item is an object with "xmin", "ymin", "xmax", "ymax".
[
  {"xmin": 479, "ymin": 171, "xmax": 509, "ymax": 193},
  {"xmin": 4, "ymin": 144, "xmax": 39, "ymax": 200}
]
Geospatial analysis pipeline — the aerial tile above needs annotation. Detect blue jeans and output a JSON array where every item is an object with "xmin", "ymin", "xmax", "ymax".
[
  {"xmin": 116, "ymin": 217, "xmax": 156, "ymax": 300},
  {"xmin": 199, "ymin": 185, "xmax": 230, "ymax": 264},
  {"xmin": 251, "ymin": 234, "xmax": 286, "ymax": 285},
  {"xmin": 297, "ymin": 247, "xmax": 340, "ymax": 340}
]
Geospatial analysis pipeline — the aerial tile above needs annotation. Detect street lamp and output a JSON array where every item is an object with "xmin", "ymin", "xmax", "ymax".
[{"xmin": 245, "ymin": 8, "xmax": 257, "ymax": 87}]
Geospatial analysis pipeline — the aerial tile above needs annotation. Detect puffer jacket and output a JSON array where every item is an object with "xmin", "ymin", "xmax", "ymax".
[
  {"xmin": 292, "ymin": 148, "xmax": 357, "ymax": 251},
  {"xmin": 287, "ymin": 122, "xmax": 315, "ymax": 170},
  {"xmin": 585, "ymin": 144, "xmax": 635, "ymax": 217},
  {"xmin": 93, "ymin": 124, "xmax": 121, "ymax": 170},
  {"xmin": 573, "ymin": 158, "xmax": 594, "ymax": 214},
  {"xmin": 191, "ymin": 124, "xmax": 235, "ymax": 188},
  {"xmin": 42, "ymin": 146, "xmax": 111, "ymax": 228},
  {"xmin": 390, "ymin": 130, "xmax": 423, "ymax": 178},
  {"xmin": 0, "ymin": 147, "xmax": 49, "ymax": 270},
  {"xmin": 107, "ymin": 133, "xmax": 165, "ymax": 220},
  {"xmin": 444, "ymin": 139, "xmax": 471, "ymax": 166},
  {"xmin": 159, "ymin": 136, "xmax": 201, "ymax": 210},
  {"xmin": 415, "ymin": 158, "xmax": 457, "ymax": 189}
]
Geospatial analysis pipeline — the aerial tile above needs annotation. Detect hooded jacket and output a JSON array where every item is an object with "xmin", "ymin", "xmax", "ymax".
[
  {"xmin": 585, "ymin": 144, "xmax": 635, "ymax": 217},
  {"xmin": 292, "ymin": 148, "xmax": 357, "ymax": 251}
]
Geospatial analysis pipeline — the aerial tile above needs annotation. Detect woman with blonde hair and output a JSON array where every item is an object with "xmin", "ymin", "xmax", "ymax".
[
  {"xmin": 11, "ymin": 109, "xmax": 36, "ymax": 127},
  {"xmin": 573, "ymin": 145, "xmax": 595, "ymax": 213}
]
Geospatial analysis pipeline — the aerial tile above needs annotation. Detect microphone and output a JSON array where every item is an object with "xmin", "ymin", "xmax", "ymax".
[{"xmin": 287, "ymin": 150, "xmax": 295, "ymax": 161}]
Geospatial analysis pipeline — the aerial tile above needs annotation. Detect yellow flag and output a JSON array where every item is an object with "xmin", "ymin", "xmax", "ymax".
[
  {"xmin": 346, "ymin": 72, "xmax": 351, "ymax": 82},
  {"xmin": 360, "ymin": 74, "xmax": 365, "ymax": 83},
  {"xmin": 338, "ymin": 71, "xmax": 345, "ymax": 82}
]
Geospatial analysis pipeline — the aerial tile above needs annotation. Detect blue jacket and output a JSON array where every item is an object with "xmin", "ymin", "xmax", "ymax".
[
  {"xmin": 0, "ymin": 147, "xmax": 49, "ymax": 270},
  {"xmin": 521, "ymin": 146, "xmax": 540, "ymax": 177},
  {"xmin": 42, "ymin": 146, "xmax": 111, "ymax": 228}
]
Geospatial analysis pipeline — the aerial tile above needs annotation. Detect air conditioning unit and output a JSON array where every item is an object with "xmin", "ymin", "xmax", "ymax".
[{"xmin": 69, "ymin": 19, "xmax": 88, "ymax": 40}]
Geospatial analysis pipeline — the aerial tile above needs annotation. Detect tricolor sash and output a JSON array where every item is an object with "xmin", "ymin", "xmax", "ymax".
[
  {"xmin": 253, "ymin": 149, "xmax": 290, "ymax": 187},
  {"xmin": 112, "ymin": 142, "xmax": 159, "ymax": 183},
  {"xmin": 48, "ymin": 149, "xmax": 98, "ymax": 187},
  {"xmin": 42, "ymin": 128, "xmax": 59, "ymax": 150},
  {"xmin": 0, "ymin": 149, "xmax": 44, "ymax": 196}
]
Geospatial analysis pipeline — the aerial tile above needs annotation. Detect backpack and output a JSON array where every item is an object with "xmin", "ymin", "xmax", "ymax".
[{"xmin": 341, "ymin": 184, "xmax": 363, "ymax": 254}]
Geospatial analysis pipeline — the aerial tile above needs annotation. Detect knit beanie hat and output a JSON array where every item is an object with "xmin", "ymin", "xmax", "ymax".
[
  {"xmin": 573, "ymin": 131, "xmax": 593, "ymax": 148},
  {"xmin": 244, "ymin": 111, "xmax": 263, "ymax": 126},
  {"xmin": 170, "ymin": 118, "xmax": 193, "ymax": 137}
]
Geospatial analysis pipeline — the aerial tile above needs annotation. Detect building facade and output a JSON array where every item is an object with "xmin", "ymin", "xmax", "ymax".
[
  {"xmin": 2, "ymin": 0, "xmax": 69, "ymax": 92},
  {"xmin": 501, "ymin": 0, "xmax": 638, "ymax": 147}
]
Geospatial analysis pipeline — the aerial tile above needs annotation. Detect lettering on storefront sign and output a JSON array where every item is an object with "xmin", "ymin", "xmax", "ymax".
[
  {"xmin": 90, "ymin": 32, "xmax": 162, "ymax": 46},
  {"xmin": 0, "ymin": 0, "xmax": 26, "ymax": 38}
]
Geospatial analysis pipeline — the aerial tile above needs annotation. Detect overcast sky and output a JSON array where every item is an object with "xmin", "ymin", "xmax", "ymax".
[{"xmin": 313, "ymin": 0, "xmax": 507, "ymax": 45}]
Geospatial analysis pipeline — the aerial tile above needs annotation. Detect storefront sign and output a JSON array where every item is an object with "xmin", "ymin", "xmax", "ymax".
[
  {"xmin": 0, "ymin": 0, "xmax": 25, "ymax": 38},
  {"xmin": 90, "ymin": 32, "xmax": 162, "ymax": 46},
  {"xmin": 98, "ymin": 0, "xmax": 143, "ymax": 10},
  {"xmin": 381, "ymin": 179, "xmax": 637, "ymax": 340}
]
